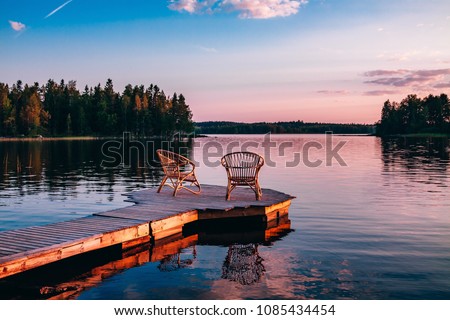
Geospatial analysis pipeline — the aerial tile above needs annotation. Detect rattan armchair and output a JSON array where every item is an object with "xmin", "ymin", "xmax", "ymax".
[
  {"xmin": 156, "ymin": 149, "xmax": 201, "ymax": 196},
  {"xmin": 221, "ymin": 151, "xmax": 264, "ymax": 200}
]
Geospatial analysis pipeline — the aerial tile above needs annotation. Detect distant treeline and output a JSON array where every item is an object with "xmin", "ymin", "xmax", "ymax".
[
  {"xmin": 0, "ymin": 79, "xmax": 194, "ymax": 137},
  {"xmin": 195, "ymin": 121, "xmax": 374, "ymax": 135},
  {"xmin": 376, "ymin": 94, "xmax": 450, "ymax": 136}
]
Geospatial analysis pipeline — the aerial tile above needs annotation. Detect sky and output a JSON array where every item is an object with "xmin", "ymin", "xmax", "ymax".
[{"xmin": 1, "ymin": 0, "xmax": 450, "ymax": 124}]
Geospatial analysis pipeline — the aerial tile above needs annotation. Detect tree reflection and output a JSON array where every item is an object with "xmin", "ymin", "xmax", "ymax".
[
  {"xmin": 381, "ymin": 137, "xmax": 449, "ymax": 172},
  {"xmin": 0, "ymin": 139, "xmax": 193, "ymax": 198}
]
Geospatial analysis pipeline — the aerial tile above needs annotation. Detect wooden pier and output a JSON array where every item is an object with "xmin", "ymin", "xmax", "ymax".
[{"xmin": 0, "ymin": 184, "xmax": 294, "ymax": 280}]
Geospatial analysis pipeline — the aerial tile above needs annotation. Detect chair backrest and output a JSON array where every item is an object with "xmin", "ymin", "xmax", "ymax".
[
  {"xmin": 156, "ymin": 149, "xmax": 191, "ymax": 175},
  {"xmin": 221, "ymin": 151, "xmax": 264, "ymax": 179}
]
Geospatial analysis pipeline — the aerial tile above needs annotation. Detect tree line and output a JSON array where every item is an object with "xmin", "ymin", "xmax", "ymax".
[
  {"xmin": 195, "ymin": 121, "xmax": 374, "ymax": 135},
  {"xmin": 0, "ymin": 79, "xmax": 194, "ymax": 137},
  {"xmin": 376, "ymin": 93, "xmax": 450, "ymax": 136}
]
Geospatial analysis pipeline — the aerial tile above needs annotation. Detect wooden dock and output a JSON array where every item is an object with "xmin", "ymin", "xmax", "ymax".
[{"xmin": 0, "ymin": 184, "xmax": 294, "ymax": 280}]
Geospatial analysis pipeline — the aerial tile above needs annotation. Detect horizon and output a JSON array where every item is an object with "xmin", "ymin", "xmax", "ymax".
[{"xmin": 1, "ymin": 0, "xmax": 450, "ymax": 124}]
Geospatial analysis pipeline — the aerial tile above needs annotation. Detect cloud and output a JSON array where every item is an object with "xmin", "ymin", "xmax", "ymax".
[
  {"xmin": 198, "ymin": 45, "xmax": 218, "ymax": 53},
  {"xmin": 376, "ymin": 51, "xmax": 420, "ymax": 62},
  {"xmin": 45, "ymin": 0, "xmax": 73, "ymax": 19},
  {"xmin": 9, "ymin": 20, "xmax": 26, "ymax": 32},
  {"xmin": 317, "ymin": 90, "xmax": 350, "ymax": 95},
  {"xmin": 434, "ymin": 82, "xmax": 450, "ymax": 89},
  {"xmin": 363, "ymin": 70, "xmax": 408, "ymax": 77},
  {"xmin": 223, "ymin": 0, "xmax": 307, "ymax": 19},
  {"xmin": 168, "ymin": 0, "xmax": 199, "ymax": 13},
  {"xmin": 363, "ymin": 90, "xmax": 399, "ymax": 96},
  {"xmin": 168, "ymin": 0, "xmax": 307, "ymax": 19},
  {"xmin": 364, "ymin": 68, "xmax": 450, "ymax": 91}
]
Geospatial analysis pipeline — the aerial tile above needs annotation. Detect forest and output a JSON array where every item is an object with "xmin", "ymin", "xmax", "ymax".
[
  {"xmin": 195, "ymin": 121, "xmax": 374, "ymax": 135},
  {"xmin": 0, "ymin": 79, "xmax": 194, "ymax": 137},
  {"xmin": 376, "ymin": 93, "xmax": 450, "ymax": 136}
]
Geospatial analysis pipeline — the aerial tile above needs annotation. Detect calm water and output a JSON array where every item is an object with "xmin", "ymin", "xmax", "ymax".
[{"xmin": 0, "ymin": 135, "xmax": 449, "ymax": 299}]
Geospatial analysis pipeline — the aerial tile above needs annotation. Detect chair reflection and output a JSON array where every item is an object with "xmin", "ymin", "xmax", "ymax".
[
  {"xmin": 157, "ymin": 246, "xmax": 197, "ymax": 272},
  {"xmin": 155, "ymin": 216, "xmax": 292, "ymax": 286},
  {"xmin": 221, "ymin": 243, "xmax": 265, "ymax": 285}
]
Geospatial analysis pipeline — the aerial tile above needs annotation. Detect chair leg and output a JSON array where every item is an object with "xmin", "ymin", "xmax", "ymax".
[
  {"xmin": 192, "ymin": 179, "xmax": 202, "ymax": 194},
  {"xmin": 157, "ymin": 176, "xmax": 168, "ymax": 193},
  {"xmin": 226, "ymin": 181, "xmax": 232, "ymax": 200},
  {"xmin": 173, "ymin": 181, "xmax": 180, "ymax": 197},
  {"xmin": 255, "ymin": 182, "xmax": 262, "ymax": 200}
]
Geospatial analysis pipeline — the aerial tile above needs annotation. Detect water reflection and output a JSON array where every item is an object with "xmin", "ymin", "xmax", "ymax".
[
  {"xmin": 221, "ymin": 244, "xmax": 265, "ymax": 285},
  {"xmin": 380, "ymin": 137, "xmax": 450, "ymax": 193},
  {"xmin": 381, "ymin": 137, "xmax": 449, "ymax": 172},
  {"xmin": 0, "ymin": 139, "xmax": 196, "ymax": 196},
  {"xmin": 158, "ymin": 247, "xmax": 197, "ymax": 272},
  {"xmin": 0, "ymin": 139, "xmax": 193, "ymax": 230}
]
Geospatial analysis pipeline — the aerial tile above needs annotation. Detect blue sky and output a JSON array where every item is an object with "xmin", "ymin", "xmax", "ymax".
[{"xmin": 1, "ymin": 0, "xmax": 450, "ymax": 123}]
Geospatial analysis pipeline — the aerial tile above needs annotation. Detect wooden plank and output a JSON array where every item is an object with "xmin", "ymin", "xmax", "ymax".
[
  {"xmin": 264, "ymin": 199, "xmax": 293, "ymax": 215},
  {"xmin": 0, "ymin": 234, "xmax": 63, "ymax": 246},
  {"xmin": 122, "ymin": 235, "xmax": 151, "ymax": 250},
  {"xmin": 265, "ymin": 201, "xmax": 291, "ymax": 222},
  {"xmin": 0, "ymin": 231, "xmax": 81, "ymax": 244},
  {"xmin": 0, "ymin": 222, "xmax": 149, "ymax": 279},
  {"xmin": 0, "ymin": 241, "xmax": 47, "ymax": 252},
  {"xmin": 199, "ymin": 206, "xmax": 265, "ymax": 220},
  {"xmin": 150, "ymin": 210, "xmax": 198, "ymax": 241},
  {"xmin": 21, "ymin": 226, "xmax": 96, "ymax": 238},
  {"xmin": 0, "ymin": 247, "xmax": 24, "ymax": 255},
  {"xmin": 151, "ymin": 234, "xmax": 198, "ymax": 262},
  {"xmin": 150, "ymin": 210, "xmax": 198, "ymax": 233}
]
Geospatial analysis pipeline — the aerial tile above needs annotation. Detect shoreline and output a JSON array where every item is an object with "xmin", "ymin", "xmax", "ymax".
[
  {"xmin": 376, "ymin": 133, "xmax": 450, "ymax": 138},
  {"xmin": 2, "ymin": 132, "xmax": 449, "ymax": 142},
  {"xmin": 0, "ymin": 136, "xmax": 101, "ymax": 142}
]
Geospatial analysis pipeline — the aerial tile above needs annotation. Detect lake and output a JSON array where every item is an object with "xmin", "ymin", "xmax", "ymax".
[{"xmin": 0, "ymin": 134, "xmax": 449, "ymax": 299}]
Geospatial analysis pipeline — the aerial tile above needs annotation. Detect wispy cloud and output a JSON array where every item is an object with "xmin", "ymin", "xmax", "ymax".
[
  {"xmin": 317, "ymin": 90, "xmax": 350, "ymax": 95},
  {"xmin": 434, "ymin": 82, "xmax": 450, "ymax": 89},
  {"xmin": 198, "ymin": 45, "xmax": 218, "ymax": 53},
  {"xmin": 223, "ymin": 0, "xmax": 307, "ymax": 19},
  {"xmin": 364, "ymin": 68, "xmax": 450, "ymax": 91},
  {"xmin": 168, "ymin": 0, "xmax": 199, "ymax": 13},
  {"xmin": 9, "ymin": 20, "xmax": 26, "ymax": 32},
  {"xmin": 45, "ymin": 0, "xmax": 73, "ymax": 19},
  {"xmin": 168, "ymin": 0, "xmax": 308, "ymax": 19},
  {"xmin": 364, "ymin": 70, "xmax": 408, "ymax": 77},
  {"xmin": 363, "ymin": 90, "xmax": 399, "ymax": 96}
]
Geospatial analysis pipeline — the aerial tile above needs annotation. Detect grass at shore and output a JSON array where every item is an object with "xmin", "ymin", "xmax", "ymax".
[
  {"xmin": 397, "ymin": 133, "xmax": 450, "ymax": 138},
  {"xmin": 0, "ymin": 136, "xmax": 101, "ymax": 141}
]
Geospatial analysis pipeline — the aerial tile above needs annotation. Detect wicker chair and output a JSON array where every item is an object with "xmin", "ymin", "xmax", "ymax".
[
  {"xmin": 221, "ymin": 151, "xmax": 264, "ymax": 200},
  {"xmin": 156, "ymin": 149, "xmax": 201, "ymax": 196}
]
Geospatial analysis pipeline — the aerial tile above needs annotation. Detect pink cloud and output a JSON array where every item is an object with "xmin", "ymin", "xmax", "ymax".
[
  {"xmin": 168, "ymin": 0, "xmax": 307, "ymax": 19},
  {"xmin": 168, "ymin": 0, "xmax": 202, "ymax": 13},
  {"xmin": 364, "ymin": 68, "xmax": 450, "ymax": 89},
  {"xmin": 363, "ymin": 70, "xmax": 408, "ymax": 77},
  {"xmin": 8, "ymin": 20, "xmax": 26, "ymax": 32},
  {"xmin": 223, "ymin": 0, "xmax": 307, "ymax": 19},
  {"xmin": 434, "ymin": 82, "xmax": 450, "ymax": 88},
  {"xmin": 317, "ymin": 90, "xmax": 350, "ymax": 95},
  {"xmin": 363, "ymin": 90, "xmax": 399, "ymax": 96}
]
